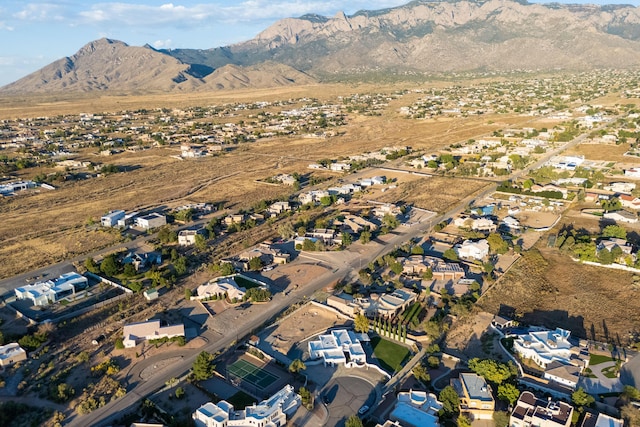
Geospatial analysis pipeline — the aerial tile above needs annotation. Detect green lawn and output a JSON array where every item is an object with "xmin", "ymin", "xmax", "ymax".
[
  {"xmin": 371, "ymin": 336, "xmax": 410, "ymax": 373},
  {"xmin": 227, "ymin": 391, "xmax": 256, "ymax": 409},
  {"xmin": 590, "ymin": 354, "xmax": 615, "ymax": 366},
  {"xmin": 234, "ymin": 275, "xmax": 262, "ymax": 290}
]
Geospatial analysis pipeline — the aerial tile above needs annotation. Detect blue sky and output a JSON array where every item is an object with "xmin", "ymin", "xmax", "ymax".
[{"xmin": 0, "ymin": 0, "xmax": 637, "ymax": 87}]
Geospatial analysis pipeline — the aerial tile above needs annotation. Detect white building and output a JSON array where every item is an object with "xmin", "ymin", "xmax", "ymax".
[
  {"xmin": 510, "ymin": 391, "xmax": 573, "ymax": 427},
  {"xmin": 101, "ymin": 210, "xmax": 126, "ymax": 227},
  {"xmin": 624, "ymin": 168, "xmax": 640, "ymax": 178},
  {"xmin": 308, "ymin": 329, "xmax": 367, "ymax": 367},
  {"xmin": 15, "ymin": 272, "xmax": 89, "ymax": 306},
  {"xmin": 455, "ymin": 240, "xmax": 489, "ymax": 260},
  {"xmin": 603, "ymin": 210, "xmax": 638, "ymax": 224},
  {"xmin": 193, "ymin": 384, "xmax": 300, "ymax": 427},
  {"xmin": 389, "ymin": 389, "xmax": 442, "ymax": 427},
  {"xmin": 136, "ymin": 213, "xmax": 167, "ymax": 230},
  {"xmin": 122, "ymin": 320, "xmax": 185, "ymax": 348},
  {"xmin": 580, "ymin": 413, "xmax": 624, "ymax": 427},
  {"xmin": 0, "ymin": 343, "xmax": 27, "ymax": 367},
  {"xmin": 178, "ymin": 229, "xmax": 206, "ymax": 246},
  {"xmin": 512, "ymin": 328, "xmax": 585, "ymax": 370},
  {"xmin": 196, "ymin": 276, "xmax": 247, "ymax": 302}
]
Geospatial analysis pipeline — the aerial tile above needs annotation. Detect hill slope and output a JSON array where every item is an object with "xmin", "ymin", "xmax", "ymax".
[{"xmin": 169, "ymin": 0, "xmax": 640, "ymax": 75}]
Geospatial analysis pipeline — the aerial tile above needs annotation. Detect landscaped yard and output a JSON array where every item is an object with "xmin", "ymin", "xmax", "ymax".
[
  {"xmin": 234, "ymin": 275, "xmax": 263, "ymax": 290},
  {"xmin": 590, "ymin": 354, "xmax": 615, "ymax": 366},
  {"xmin": 371, "ymin": 336, "xmax": 411, "ymax": 373}
]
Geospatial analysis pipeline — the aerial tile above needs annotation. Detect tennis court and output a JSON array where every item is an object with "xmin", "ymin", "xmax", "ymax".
[{"xmin": 227, "ymin": 358, "xmax": 279, "ymax": 390}]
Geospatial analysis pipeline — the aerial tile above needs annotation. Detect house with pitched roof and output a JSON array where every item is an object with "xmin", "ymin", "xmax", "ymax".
[{"xmin": 122, "ymin": 320, "xmax": 185, "ymax": 348}]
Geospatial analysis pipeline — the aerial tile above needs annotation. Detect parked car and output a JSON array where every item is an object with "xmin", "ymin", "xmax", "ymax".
[{"xmin": 358, "ymin": 405, "xmax": 369, "ymax": 415}]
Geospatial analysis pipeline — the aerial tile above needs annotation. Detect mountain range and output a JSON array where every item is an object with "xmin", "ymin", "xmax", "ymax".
[{"xmin": 3, "ymin": 0, "xmax": 640, "ymax": 94}]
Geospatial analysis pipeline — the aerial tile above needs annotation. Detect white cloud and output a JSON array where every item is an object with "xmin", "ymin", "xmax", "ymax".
[
  {"xmin": 153, "ymin": 39, "xmax": 172, "ymax": 48},
  {"xmin": 13, "ymin": 3, "xmax": 65, "ymax": 22},
  {"xmin": 0, "ymin": 22, "xmax": 15, "ymax": 31},
  {"xmin": 74, "ymin": 1, "xmax": 411, "ymax": 28}
]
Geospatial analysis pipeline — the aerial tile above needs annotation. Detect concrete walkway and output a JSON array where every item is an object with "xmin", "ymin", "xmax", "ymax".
[{"xmin": 578, "ymin": 361, "xmax": 623, "ymax": 394}]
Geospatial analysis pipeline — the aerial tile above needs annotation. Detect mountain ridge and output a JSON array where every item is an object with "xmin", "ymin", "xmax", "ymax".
[{"xmin": 3, "ymin": 0, "xmax": 640, "ymax": 94}]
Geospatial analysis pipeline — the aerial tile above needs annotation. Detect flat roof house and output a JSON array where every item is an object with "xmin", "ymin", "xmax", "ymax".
[
  {"xmin": 122, "ymin": 320, "xmax": 185, "ymax": 348},
  {"xmin": 178, "ymin": 228, "xmax": 206, "ymax": 246},
  {"xmin": 15, "ymin": 272, "xmax": 88, "ymax": 306},
  {"xmin": 389, "ymin": 389, "xmax": 443, "ymax": 427},
  {"xmin": 136, "ymin": 213, "xmax": 167, "ymax": 230},
  {"xmin": 0, "ymin": 343, "xmax": 27, "ymax": 367},
  {"xmin": 510, "ymin": 391, "xmax": 573, "ymax": 427},
  {"xmin": 308, "ymin": 329, "xmax": 367, "ymax": 367},
  {"xmin": 193, "ymin": 384, "xmax": 300, "ymax": 427},
  {"xmin": 451, "ymin": 373, "xmax": 495, "ymax": 419},
  {"xmin": 101, "ymin": 210, "xmax": 125, "ymax": 227}
]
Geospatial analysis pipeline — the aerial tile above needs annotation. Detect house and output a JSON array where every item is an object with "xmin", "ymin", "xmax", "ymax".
[
  {"xmin": 122, "ymin": 250, "xmax": 162, "ymax": 271},
  {"xmin": 580, "ymin": 412, "xmax": 624, "ymax": 427},
  {"xmin": 512, "ymin": 328, "xmax": 589, "ymax": 371},
  {"xmin": 596, "ymin": 238, "xmax": 634, "ymax": 259},
  {"xmin": 455, "ymin": 240, "xmax": 489, "ymax": 260},
  {"xmin": 0, "ymin": 343, "xmax": 27, "ymax": 367},
  {"xmin": 224, "ymin": 213, "xmax": 246, "ymax": 226},
  {"xmin": 193, "ymin": 384, "xmax": 300, "ymax": 427},
  {"xmin": 330, "ymin": 162, "xmax": 351, "ymax": 172},
  {"xmin": 268, "ymin": 201, "xmax": 292, "ymax": 215},
  {"xmin": 603, "ymin": 210, "xmax": 638, "ymax": 224},
  {"xmin": 624, "ymin": 168, "xmax": 640, "ymax": 178},
  {"xmin": 101, "ymin": 210, "xmax": 125, "ymax": 227},
  {"xmin": 389, "ymin": 389, "xmax": 443, "ymax": 427},
  {"xmin": 15, "ymin": 272, "xmax": 89, "ymax": 306},
  {"xmin": 471, "ymin": 217, "xmax": 497, "ymax": 232},
  {"xmin": 603, "ymin": 182, "xmax": 636, "ymax": 194},
  {"xmin": 501, "ymin": 216, "xmax": 521, "ymax": 231},
  {"xmin": 491, "ymin": 315, "xmax": 515, "ymax": 330},
  {"xmin": 136, "ymin": 213, "xmax": 167, "ymax": 230},
  {"xmin": 117, "ymin": 211, "xmax": 139, "ymax": 228},
  {"xmin": 308, "ymin": 329, "xmax": 367, "ymax": 367},
  {"xmin": 371, "ymin": 289, "xmax": 417, "ymax": 318},
  {"xmin": 196, "ymin": 276, "xmax": 247, "ymax": 302},
  {"xmin": 122, "ymin": 320, "xmax": 185, "ymax": 348},
  {"xmin": 544, "ymin": 361, "xmax": 581, "ymax": 390},
  {"xmin": 510, "ymin": 391, "xmax": 573, "ymax": 427},
  {"xmin": 431, "ymin": 262, "xmax": 466, "ymax": 281},
  {"xmin": 178, "ymin": 229, "xmax": 206, "ymax": 246},
  {"xmin": 619, "ymin": 194, "xmax": 640, "ymax": 210},
  {"xmin": 451, "ymin": 373, "xmax": 495, "ymax": 419}
]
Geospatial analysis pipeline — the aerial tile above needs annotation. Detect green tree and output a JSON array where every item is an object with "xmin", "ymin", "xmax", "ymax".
[
  {"xmin": 192, "ymin": 351, "xmax": 216, "ymax": 381},
  {"xmin": 345, "ymin": 415, "xmax": 363, "ymax": 427},
  {"xmin": 383, "ymin": 213, "xmax": 400, "ymax": 229},
  {"xmin": 457, "ymin": 415, "xmax": 472, "ymax": 427},
  {"xmin": 289, "ymin": 359, "xmax": 306, "ymax": 374},
  {"xmin": 184, "ymin": 288, "xmax": 192, "ymax": 300},
  {"xmin": 427, "ymin": 355, "xmax": 440, "ymax": 368},
  {"xmin": 468, "ymin": 358, "xmax": 517, "ymax": 385},
  {"xmin": 487, "ymin": 233, "xmax": 508, "ymax": 255},
  {"xmin": 278, "ymin": 222, "xmax": 295, "ymax": 240},
  {"xmin": 439, "ymin": 385, "xmax": 460, "ymax": 417},
  {"xmin": 55, "ymin": 383, "xmax": 75, "ymax": 402},
  {"xmin": 411, "ymin": 245, "xmax": 425, "ymax": 255},
  {"xmin": 602, "ymin": 224, "xmax": 627, "ymax": 239},
  {"xmin": 413, "ymin": 363, "xmax": 430, "ymax": 384},
  {"xmin": 115, "ymin": 338, "xmax": 125, "ymax": 350},
  {"xmin": 248, "ymin": 257, "xmax": 264, "ymax": 271},
  {"xmin": 341, "ymin": 232, "xmax": 353, "ymax": 247},
  {"xmin": 175, "ymin": 386, "xmax": 185, "ymax": 399},
  {"xmin": 123, "ymin": 263, "xmax": 136, "ymax": 277},
  {"xmin": 571, "ymin": 387, "xmax": 595, "ymax": 409},
  {"xmin": 360, "ymin": 229, "xmax": 372, "ymax": 244},
  {"xmin": 497, "ymin": 383, "xmax": 520, "ymax": 406},
  {"xmin": 354, "ymin": 314, "xmax": 370, "ymax": 333},
  {"xmin": 194, "ymin": 234, "xmax": 207, "ymax": 251},
  {"xmin": 100, "ymin": 254, "xmax": 119, "ymax": 277},
  {"xmin": 174, "ymin": 256, "xmax": 188, "ymax": 276},
  {"xmin": 84, "ymin": 257, "xmax": 99, "ymax": 273},
  {"xmin": 443, "ymin": 248, "xmax": 459, "ymax": 262},
  {"xmin": 622, "ymin": 385, "xmax": 640, "ymax": 402}
]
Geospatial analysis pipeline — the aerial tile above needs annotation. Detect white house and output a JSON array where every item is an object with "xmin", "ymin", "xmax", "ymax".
[
  {"xmin": 624, "ymin": 168, "xmax": 640, "ymax": 178},
  {"xmin": 0, "ymin": 343, "xmax": 27, "ymax": 367},
  {"xmin": 15, "ymin": 272, "xmax": 89, "ymax": 306},
  {"xmin": 196, "ymin": 276, "xmax": 247, "ymax": 302},
  {"xmin": 603, "ymin": 210, "xmax": 638, "ymax": 224},
  {"xmin": 136, "ymin": 213, "xmax": 167, "ymax": 230},
  {"xmin": 510, "ymin": 391, "xmax": 573, "ymax": 427},
  {"xmin": 512, "ymin": 328, "xmax": 587, "ymax": 370},
  {"xmin": 455, "ymin": 240, "xmax": 489, "ymax": 260},
  {"xmin": 389, "ymin": 389, "xmax": 443, "ymax": 427},
  {"xmin": 193, "ymin": 385, "xmax": 300, "ymax": 427},
  {"xmin": 178, "ymin": 229, "xmax": 206, "ymax": 246},
  {"xmin": 308, "ymin": 329, "xmax": 367, "ymax": 367},
  {"xmin": 101, "ymin": 210, "xmax": 125, "ymax": 227},
  {"xmin": 122, "ymin": 320, "xmax": 185, "ymax": 348}
]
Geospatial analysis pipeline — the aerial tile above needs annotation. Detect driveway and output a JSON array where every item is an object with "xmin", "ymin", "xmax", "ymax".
[
  {"xmin": 322, "ymin": 376, "xmax": 376, "ymax": 427},
  {"xmin": 578, "ymin": 361, "xmax": 624, "ymax": 394}
]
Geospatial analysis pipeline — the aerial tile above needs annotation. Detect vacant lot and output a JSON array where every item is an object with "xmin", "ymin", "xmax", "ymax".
[
  {"xmin": 478, "ymin": 247, "xmax": 640, "ymax": 343},
  {"xmin": 565, "ymin": 142, "xmax": 631, "ymax": 163}
]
